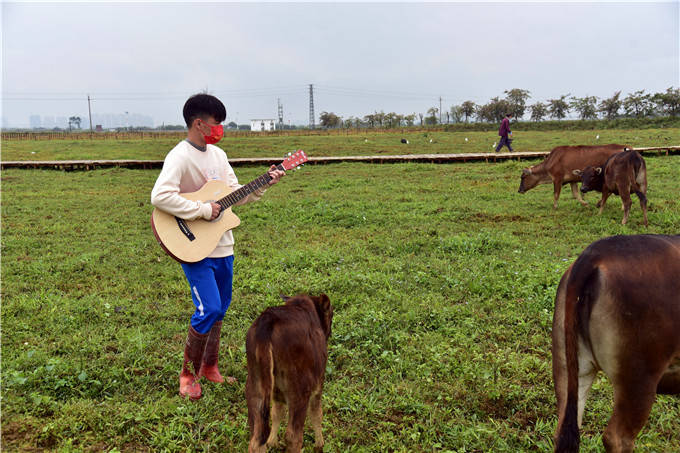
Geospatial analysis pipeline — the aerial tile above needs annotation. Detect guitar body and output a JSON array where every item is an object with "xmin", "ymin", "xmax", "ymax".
[
  {"xmin": 151, "ymin": 150, "xmax": 308, "ymax": 263},
  {"xmin": 151, "ymin": 180, "xmax": 241, "ymax": 263}
]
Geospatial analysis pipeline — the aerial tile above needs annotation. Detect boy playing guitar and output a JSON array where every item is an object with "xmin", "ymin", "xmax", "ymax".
[{"xmin": 151, "ymin": 94, "xmax": 285, "ymax": 399}]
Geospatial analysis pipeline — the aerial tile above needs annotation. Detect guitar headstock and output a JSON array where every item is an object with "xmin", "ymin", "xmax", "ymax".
[{"xmin": 280, "ymin": 150, "xmax": 308, "ymax": 171}]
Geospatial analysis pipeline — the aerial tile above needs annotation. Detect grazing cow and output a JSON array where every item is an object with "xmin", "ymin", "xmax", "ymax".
[
  {"xmin": 246, "ymin": 294, "xmax": 333, "ymax": 453},
  {"xmin": 518, "ymin": 144, "xmax": 626, "ymax": 208},
  {"xmin": 573, "ymin": 149, "xmax": 648, "ymax": 226},
  {"xmin": 552, "ymin": 235, "xmax": 680, "ymax": 452}
]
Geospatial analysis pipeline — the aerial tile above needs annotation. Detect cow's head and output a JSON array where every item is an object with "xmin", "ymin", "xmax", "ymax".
[
  {"xmin": 573, "ymin": 167, "xmax": 603, "ymax": 193},
  {"xmin": 518, "ymin": 167, "xmax": 541, "ymax": 193}
]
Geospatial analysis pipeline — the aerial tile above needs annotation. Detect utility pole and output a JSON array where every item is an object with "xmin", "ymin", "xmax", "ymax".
[
  {"xmin": 309, "ymin": 84, "xmax": 315, "ymax": 129},
  {"xmin": 87, "ymin": 94, "xmax": 93, "ymax": 132},
  {"xmin": 439, "ymin": 96, "xmax": 442, "ymax": 124},
  {"xmin": 277, "ymin": 98, "xmax": 284, "ymax": 129}
]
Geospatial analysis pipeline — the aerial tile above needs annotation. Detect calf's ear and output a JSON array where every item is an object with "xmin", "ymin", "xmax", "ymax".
[
  {"xmin": 313, "ymin": 294, "xmax": 333, "ymax": 336},
  {"xmin": 522, "ymin": 168, "xmax": 532, "ymax": 175},
  {"xmin": 280, "ymin": 294, "xmax": 291, "ymax": 302},
  {"xmin": 319, "ymin": 293, "xmax": 331, "ymax": 312},
  {"xmin": 572, "ymin": 169, "xmax": 582, "ymax": 176},
  {"xmin": 595, "ymin": 167, "xmax": 602, "ymax": 175}
]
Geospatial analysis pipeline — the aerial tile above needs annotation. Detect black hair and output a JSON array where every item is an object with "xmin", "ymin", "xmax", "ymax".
[
  {"xmin": 506, "ymin": 113, "xmax": 513, "ymax": 117},
  {"xmin": 183, "ymin": 94, "xmax": 226, "ymax": 128}
]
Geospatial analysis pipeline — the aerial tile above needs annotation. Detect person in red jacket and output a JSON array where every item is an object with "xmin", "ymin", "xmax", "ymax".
[{"xmin": 495, "ymin": 113, "xmax": 514, "ymax": 152}]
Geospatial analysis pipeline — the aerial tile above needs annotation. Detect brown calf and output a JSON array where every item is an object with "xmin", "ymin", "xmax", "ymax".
[
  {"xmin": 518, "ymin": 144, "xmax": 625, "ymax": 208},
  {"xmin": 553, "ymin": 235, "xmax": 680, "ymax": 452},
  {"xmin": 574, "ymin": 149, "xmax": 648, "ymax": 226},
  {"xmin": 246, "ymin": 294, "xmax": 333, "ymax": 453}
]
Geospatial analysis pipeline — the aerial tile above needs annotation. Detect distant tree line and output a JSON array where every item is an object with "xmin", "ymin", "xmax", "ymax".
[{"xmin": 318, "ymin": 87, "xmax": 680, "ymax": 128}]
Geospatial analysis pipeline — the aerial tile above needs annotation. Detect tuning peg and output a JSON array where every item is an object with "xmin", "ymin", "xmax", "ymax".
[{"xmin": 288, "ymin": 152, "xmax": 292, "ymax": 156}]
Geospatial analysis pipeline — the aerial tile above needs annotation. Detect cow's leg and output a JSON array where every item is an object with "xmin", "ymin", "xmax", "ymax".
[
  {"xmin": 308, "ymin": 389, "xmax": 325, "ymax": 451},
  {"xmin": 576, "ymin": 355, "xmax": 598, "ymax": 427},
  {"xmin": 657, "ymin": 358, "xmax": 680, "ymax": 394},
  {"xmin": 266, "ymin": 397, "xmax": 286, "ymax": 448},
  {"xmin": 602, "ymin": 379, "xmax": 658, "ymax": 453},
  {"xmin": 618, "ymin": 185, "xmax": 633, "ymax": 225},
  {"xmin": 553, "ymin": 181, "xmax": 563, "ymax": 209},
  {"xmin": 285, "ymin": 397, "xmax": 310, "ymax": 453},
  {"xmin": 570, "ymin": 182, "xmax": 587, "ymax": 206}
]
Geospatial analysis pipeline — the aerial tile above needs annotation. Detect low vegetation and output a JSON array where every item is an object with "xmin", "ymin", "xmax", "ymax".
[
  {"xmin": 1, "ymin": 127, "xmax": 679, "ymax": 161},
  {"xmin": 2, "ymin": 149, "xmax": 679, "ymax": 451}
]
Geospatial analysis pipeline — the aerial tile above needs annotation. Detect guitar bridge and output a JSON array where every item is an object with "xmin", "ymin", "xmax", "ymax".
[{"xmin": 175, "ymin": 217, "xmax": 196, "ymax": 241}]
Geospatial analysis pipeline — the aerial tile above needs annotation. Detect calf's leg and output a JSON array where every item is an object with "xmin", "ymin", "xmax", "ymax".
[
  {"xmin": 570, "ymin": 182, "xmax": 587, "ymax": 206},
  {"xmin": 618, "ymin": 185, "xmax": 633, "ymax": 225},
  {"xmin": 308, "ymin": 390, "xmax": 325, "ymax": 451},
  {"xmin": 635, "ymin": 191, "xmax": 648, "ymax": 227},
  {"xmin": 266, "ymin": 398, "xmax": 286, "ymax": 448},
  {"xmin": 598, "ymin": 188, "xmax": 611, "ymax": 214},
  {"xmin": 285, "ymin": 398, "xmax": 310, "ymax": 453}
]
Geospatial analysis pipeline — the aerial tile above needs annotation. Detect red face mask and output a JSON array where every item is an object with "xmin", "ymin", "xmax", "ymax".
[{"xmin": 199, "ymin": 121, "xmax": 224, "ymax": 145}]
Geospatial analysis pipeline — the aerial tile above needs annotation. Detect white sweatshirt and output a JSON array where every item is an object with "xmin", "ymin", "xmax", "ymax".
[{"xmin": 151, "ymin": 140, "xmax": 266, "ymax": 258}]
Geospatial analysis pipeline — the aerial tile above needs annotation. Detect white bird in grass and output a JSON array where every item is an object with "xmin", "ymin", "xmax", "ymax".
[
  {"xmin": 492, "ymin": 142, "xmax": 497, "ymax": 148},
  {"xmin": 596, "ymin": 134, "xmax": 600, "ymax": 140},
  {"xmin": 429, "ymin": 139, "xmax": 433, "ymax": 143},
  {"xmin": 465, "ymin": 137, "xmax": 468, "ymax": 142},
  {"xmin": 364, "ymin": 139, "xmax": 368, "ymax": 143}
]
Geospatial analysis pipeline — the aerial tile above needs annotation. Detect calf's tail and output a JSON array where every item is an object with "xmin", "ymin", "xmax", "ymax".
[
  {"xmin": 247, "ymin": 327, "xmax": 275, "ymax": 452},
  {"xmin": 254, "ymin": 341, "xmax": 274, "ymax": 447},
  {"xmin": 555, "ymin": 257, "xmax": 599, "ymax": 453}
]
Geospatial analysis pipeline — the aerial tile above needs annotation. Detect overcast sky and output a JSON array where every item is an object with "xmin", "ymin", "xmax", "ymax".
[{"xmin": 2, "ymin": 1, "xmax": 678, "ymax": 127}]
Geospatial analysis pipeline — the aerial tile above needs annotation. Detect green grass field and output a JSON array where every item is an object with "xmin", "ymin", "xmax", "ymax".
[
  {"xmin": 2, "ymin": 134, "xmax": 679, "ymax": 451},
  {"xmin": 2, "ymin": 127, "xmax": 679, "ymax": 161}
]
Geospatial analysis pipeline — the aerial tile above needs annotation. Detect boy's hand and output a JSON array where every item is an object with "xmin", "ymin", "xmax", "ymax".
[
  {"xmin": 268, "ymin": 165, "xmax": 286, "ymax": 185},
  {"xmin": 210, "ymin": 202, "xmax": 221, "ymax": 220}
]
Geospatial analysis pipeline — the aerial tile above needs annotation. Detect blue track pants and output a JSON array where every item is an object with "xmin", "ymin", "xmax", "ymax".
[{"xmin": 180, "ymin": 255, "xmax": 234, "ymax": 334}]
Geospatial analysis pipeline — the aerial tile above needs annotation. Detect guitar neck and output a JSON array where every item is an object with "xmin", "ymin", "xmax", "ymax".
[{"xmin": 216, "ymin": 163, "xmax": 283, "ymax": 209}]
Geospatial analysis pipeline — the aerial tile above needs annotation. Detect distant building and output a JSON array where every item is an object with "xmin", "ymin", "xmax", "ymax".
[
  {"xmin": 250, "ymin": 119, "xmax": 277, "ymax": 132},
  {"xmin": 29, "ymin": 115, "xmax": 42, "ymax": 129}
]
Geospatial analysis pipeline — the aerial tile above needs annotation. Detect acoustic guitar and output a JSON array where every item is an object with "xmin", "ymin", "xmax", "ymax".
[{"xmin": 151, "ymin": 150, "xmax": 308, "ymax": 263}]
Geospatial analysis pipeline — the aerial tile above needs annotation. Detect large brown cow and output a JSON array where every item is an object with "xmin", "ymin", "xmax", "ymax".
[
  {"xmin": 552, "ymin": 235, "xmax": 680, "ymax": 452},
  {"xmin": 518, "ymin": 144, "xmax": 626, "ymax": 208},
  {"xmin": 246, "ymin": 294, "xmax": 333, "ymax": 453},
  {"xmin": 573, "ymin": 149, "xmax": 648, "ymax": 226}
]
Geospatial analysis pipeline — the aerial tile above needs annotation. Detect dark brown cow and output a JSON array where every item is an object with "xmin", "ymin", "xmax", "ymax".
[
  {"xmin": 573, "ymin": 149, "xmax": 648, "ymax": 226},
  {"xmin": 246, "ymin": 294, "xmax": 333, "ymax": 453},
  {"xmin": 553, "ymin": 235, "xmax": 680, "ymax": 452},
  {"xmin": 518, "ymin": 144, "xmax": 626, "ymax": 208}
]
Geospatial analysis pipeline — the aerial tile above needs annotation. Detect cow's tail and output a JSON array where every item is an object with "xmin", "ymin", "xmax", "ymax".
[
  {"xmin": 633, "ymin": 152, "xmax": 647, "ymax": 203},
  {"xmin": 248, "ymin": 330, "xmax": 275, "ymax": 451},
  {"xmin": 555, "ymin": 256, "xmax": 599, "ymax": 453}
]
